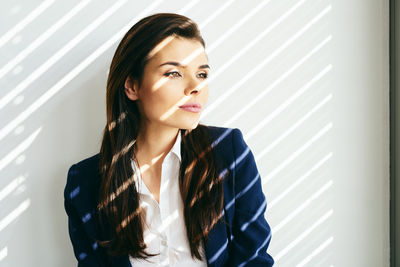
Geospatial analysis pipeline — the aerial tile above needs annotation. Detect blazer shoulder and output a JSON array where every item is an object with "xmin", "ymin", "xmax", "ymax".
[
  {"xmin": 203, "ymin": 125, "xmax": 246, "ymax": 153},
  {"xmin": 64, "ymin": 153, "xmax": 101, "ymax": 200},
  {"xmin": 73, "ymin": 153, "xmax": 101, "ymax": 172},
  {"xmin": 202, "ymin": 125, "xmax": 248, "ymax": 182},
  {"xmin": 203, "ymin": 125, "xmax": 236, "ymax": 148}
]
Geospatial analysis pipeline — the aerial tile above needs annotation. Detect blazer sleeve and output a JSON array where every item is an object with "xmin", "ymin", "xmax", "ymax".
[
  {"xmin": 64, "ymin": 164, "xmax": 102, "ymax": 267},
  {"xmin": 228, "ymin": 128, "xmax": 274, "ymax": 267}
]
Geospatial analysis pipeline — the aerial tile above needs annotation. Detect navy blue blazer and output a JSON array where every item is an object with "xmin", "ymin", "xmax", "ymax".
[{"xmin": 64, "ymin": 126, "xmax": 274, "ymax": 266}]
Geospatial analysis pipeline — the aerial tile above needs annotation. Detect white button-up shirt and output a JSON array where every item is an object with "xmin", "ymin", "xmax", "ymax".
[{"xmin": 129, "ymin": 131, "xmax": 207, "ymax": 267}]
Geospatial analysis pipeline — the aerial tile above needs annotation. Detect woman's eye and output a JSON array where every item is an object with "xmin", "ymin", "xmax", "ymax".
[
  {"xmin": 164, "ymin": 71, "xmax": 208, "ymax": 79},
  {"xmin": 198, "ymin": 73, "xmax": 208, "ymax": 79},
  {"xmin": 164, "ymin": 71, "xmax": 181, "ymax": 78}
]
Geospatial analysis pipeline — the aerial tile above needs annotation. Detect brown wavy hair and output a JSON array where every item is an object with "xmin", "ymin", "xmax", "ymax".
[{"xmin": 95, "ymin": 13, "xmax": 225, "ymax": 261}]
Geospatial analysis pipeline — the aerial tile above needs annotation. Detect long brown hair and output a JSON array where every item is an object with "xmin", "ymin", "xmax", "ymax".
[{"xmin": 95, "ymin": 12, "xmax": 225, "ymax": 261}]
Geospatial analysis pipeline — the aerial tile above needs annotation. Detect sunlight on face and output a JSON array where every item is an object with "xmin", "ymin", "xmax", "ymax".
[{"xmin": 136, "ymin": 35, "xmax": 210, "ymax": 130}]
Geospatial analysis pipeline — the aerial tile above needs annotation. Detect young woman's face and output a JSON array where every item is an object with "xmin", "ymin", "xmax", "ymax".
[{"xmin": 125, "ymin": 35, "xmax": 210, "ymax": 130}]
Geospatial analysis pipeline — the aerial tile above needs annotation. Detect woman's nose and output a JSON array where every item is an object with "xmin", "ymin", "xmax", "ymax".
[{"xmin": 185, "ymin": 75, "xmax": 202, "ymax": 95}]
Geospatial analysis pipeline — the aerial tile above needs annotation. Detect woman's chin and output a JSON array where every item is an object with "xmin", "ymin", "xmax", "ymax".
[{"xmin": 179, "ymin": 120, "xmax": 200, "ymax": 130}]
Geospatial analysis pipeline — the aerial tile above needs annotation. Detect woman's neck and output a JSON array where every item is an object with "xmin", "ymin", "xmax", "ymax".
[{"xmin": 133, "ymin": 126, "xmax": 180, "ymax": 168}]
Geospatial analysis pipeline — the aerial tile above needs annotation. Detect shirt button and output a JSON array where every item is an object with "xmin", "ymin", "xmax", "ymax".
[{"xmin": 161, "ymin": 239, "xmax": 167, "ymax": 246}]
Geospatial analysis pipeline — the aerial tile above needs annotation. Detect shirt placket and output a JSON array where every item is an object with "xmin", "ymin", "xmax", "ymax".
[
  {"xmin": 132, "ymin": 159, "xmax": 164, "ymax": 265},
  {"xmin": 131, "ymin": 149, "xmax": 183, "ymax": 266}
]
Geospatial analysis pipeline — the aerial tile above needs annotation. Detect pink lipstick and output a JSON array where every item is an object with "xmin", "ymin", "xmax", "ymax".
[{"xmin": 179, "ymin": 103, "xmax": 202, "ymax": 113}]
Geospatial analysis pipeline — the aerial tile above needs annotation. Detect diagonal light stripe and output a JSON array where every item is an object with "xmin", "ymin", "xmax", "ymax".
[
  {"xmin": 0, "ymin": 175, "xmax": 26, "ymax": 203},
  {"xmin": 0, "ymin": 0, "xmax": 55, "ymax": 48},
  {"xmin": 224, "ymin": 36, "xmax": 332, "ymax": 127},
  {"xmin": 236, "ymin": 173, "xmax": 260, "ymax": 199},
  {"xmin": 0, "ymin": 246, "xmax": 7, "ymax": 261},
  {"xmin": 296, "ymin": 236, "xmax": 334, "ymax": 267},
  {"xmin": 233, "ymin": 67, "xmax": 332, "ymax": 175},
  {"xmin": 209, "ymin": 239, "xmax": 228, "ymax": 263},
  {"xmin": 274, "ymin": 209, "xmax": 333, "ymax": 262},
  {"xmin": 268, "ymin": 152, "xmax": 332, "ymax": 209},
  {"xmin": 206, "ymin": 0, "xmax": 273, "ymax": 53},
  {"xmin": 237, "ymin": 231, "xmax": 271, "ymax": 267},
  {"xmin": 178, "ymin": 0, "xmax": 200, "ymax": 14},
  {"xmin": 254, "ymin": 94, "xmax": 332, "ymax": 163},
  {"xmin": 198, "ymin": 0, "xmax": 236, "ymax": 29},
  {"xmin": 0, "ymin": 127, "xmax": 41, "ymax": 172},
  {"xmin": 0, "ymin": 199, "xmax": 31, "ymax": 232},
  {"xmin": 178, "ymin": 0, "xmax": 202, "ymax": 14},
  {"xmin": 245, "ymin": 64, "xmax": 332, "ymax": 140},
  {"xmin": 240, "ymin": 198, "xmax": 267, "ymax": 231},
  {"xmin": 202, "ymin": 5, "xmax": 332, "ymax": 119},
  {"xmin": 204, "ymin": 0, "xmax": 308, "ymax": 84},
  {"xmin": 0, "ymin": 0, "xmax": 127, "ymax": 110},
  {"xmin": 272, "ymin": 180, "xmax": 333, "ymax": 233},
  {"xmin": 143, "ymin": 209, "xmax": 180, "ymax": 244},
  {"xmin": 0, "ymin": 0, "xmax": 92, "ymax": 80},
  {"xmin": 262, "ymin": 122, "xmax": 333, "ymax": 185}
]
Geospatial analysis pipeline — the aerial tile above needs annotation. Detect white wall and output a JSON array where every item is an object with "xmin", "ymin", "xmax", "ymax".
[{"xmin": 0, "ymin": 0, "xmax": 389, "ymax": 266}]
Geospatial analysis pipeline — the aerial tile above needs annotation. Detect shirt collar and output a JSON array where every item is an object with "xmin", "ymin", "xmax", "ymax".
[
  {"xmin": 130, "ymin": 130, "xmax": 182, "ymax": 195},
  {"xmin": 130, "ymin": 130, "xmax": 182, "ymax": 164}
]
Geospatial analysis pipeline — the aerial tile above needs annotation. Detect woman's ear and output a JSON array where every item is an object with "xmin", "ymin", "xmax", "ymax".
[{"xmin": 124, "ymin": 76, "xmax": 139, "ymax": 101}]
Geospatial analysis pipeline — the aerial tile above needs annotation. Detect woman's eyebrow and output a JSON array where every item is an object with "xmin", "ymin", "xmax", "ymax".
[{"xmin": 158, "ymin": 61, "xmax": 210, "ymax": 69}]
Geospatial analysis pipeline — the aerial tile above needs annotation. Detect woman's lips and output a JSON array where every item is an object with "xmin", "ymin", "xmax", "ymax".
[{"xmin": 179, "ymin": 103, "xmax": 202, "ymax": 113}]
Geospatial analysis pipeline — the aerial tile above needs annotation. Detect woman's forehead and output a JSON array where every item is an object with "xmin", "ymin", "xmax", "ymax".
[{"xmin": 147, "ymin": 36, "xmax": 207, "ymax": 66}]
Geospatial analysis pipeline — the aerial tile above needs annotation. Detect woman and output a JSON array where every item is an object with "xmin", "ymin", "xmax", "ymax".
[{"xmin": 63, "ymin": 12, "xmax": 274, "ymax": 267}]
